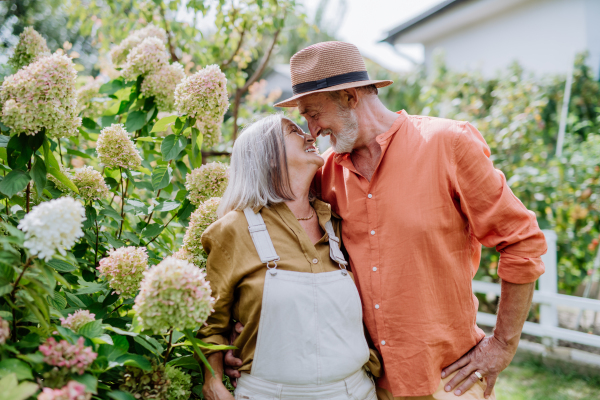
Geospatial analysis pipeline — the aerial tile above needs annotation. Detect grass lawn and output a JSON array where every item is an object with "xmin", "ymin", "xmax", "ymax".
[{"xmin": 495, "ymin": 358, "xmax": 600, "ymax": 400}]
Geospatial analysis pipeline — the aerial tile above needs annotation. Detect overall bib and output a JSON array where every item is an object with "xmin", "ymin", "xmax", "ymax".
[{"xmin": 234, "ymin": 208, "xmax": 376, "ymax": 400}]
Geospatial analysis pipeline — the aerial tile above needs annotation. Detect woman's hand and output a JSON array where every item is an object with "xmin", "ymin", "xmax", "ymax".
[
  {"xmin": 203, "ymin": 379, "xmax": 235, "ymax": 400},
  {"xmin": 202, "ymin": 353, "xmax": 236, "ymax": 400}
]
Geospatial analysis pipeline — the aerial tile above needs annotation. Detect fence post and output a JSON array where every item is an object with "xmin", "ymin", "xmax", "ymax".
[{"xmin": 539, "ymin": 229, "xmax": 558, "ymax": 347}]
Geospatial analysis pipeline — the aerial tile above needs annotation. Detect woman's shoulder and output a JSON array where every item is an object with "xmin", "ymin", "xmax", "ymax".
[{"xmin": 202, "ymin": 209, "xmax": 248, "ymax": 244}]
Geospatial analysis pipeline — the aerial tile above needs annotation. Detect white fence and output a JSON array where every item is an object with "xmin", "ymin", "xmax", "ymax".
[{"xmin": 472, "ymin": 230, "xmax": 600, "ymax": 348}]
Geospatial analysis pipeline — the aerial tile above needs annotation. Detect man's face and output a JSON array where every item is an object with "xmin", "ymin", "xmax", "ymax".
[{"xmin": 297, "ymin": 93, "xmax": 359, "ymax": 154}]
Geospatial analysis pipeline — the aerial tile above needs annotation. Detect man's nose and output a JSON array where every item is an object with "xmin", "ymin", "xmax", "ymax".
[{"xmin": 307, "ymin": 120, "xmax": 320, "ymax": 139}]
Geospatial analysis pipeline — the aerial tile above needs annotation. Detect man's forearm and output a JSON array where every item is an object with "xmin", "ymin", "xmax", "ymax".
[{"xmin": 493, "ymin": 280, "xmax": 535, "ymax": 347}]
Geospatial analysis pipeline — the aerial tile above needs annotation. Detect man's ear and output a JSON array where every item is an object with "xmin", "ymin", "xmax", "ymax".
[{"xmin": 341, "ymin": 88, "xmax": 359, "ymax": 109}]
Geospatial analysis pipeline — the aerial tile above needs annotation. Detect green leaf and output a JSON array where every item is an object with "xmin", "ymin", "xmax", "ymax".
[
  {"xmin": 0, "ymin": 376, "xmax": 38, "ymax": 400},
  {"xmin": 151, "ymin": 165, "xmax": 172, "ymax": 191},
  {"xmin": 107, "ymin": 391, "xmax": 137, "ymax": 400},
  {"xmin": 92, "ymin": 334, "xmax": 114, "ymax": 345},
  {"xmin": 0, "ymin": 136, "xmax": 9, "ymax": 148},
  {"xmin": 133, "ymin": 336, "xmax": 160, "ymax": 355},
  {"xmin": 99, "ymin": 79, "xmax": 124, "ymax": 95},
  {"xmin": 176, "ymin": 199, "xmax": 195, "ymax": 221},
  {"xmin": 31, "ymin": 155, "xmax": 46, "ymax": 199},
  {"xmin": 184, "ymin": 329, "xmax": 214, "ymax": 376},
  {"xmin": 7, "ymin": 134, "xmax": 32, "ymax": 170},
  {"xmin": 81, "ymin": 117, "xmax": 99, "ymax": 130},
  {"xmin": 0, "ymin": 169, "xmax": 30, "ymax": 198},
  {"xmin": 104, "ymin": 325, "xmax": 139, "ymax": 337},
  {"xmin": 161, "ymin": 134, "xmax": 187, "ymax": 161},
  {"xmin": 43, "ymin": 140, "xmax": 79, "ymax": 193},
  {"xmin": 83, "ymin": 205, "xmax": 97, "ymax": 230},
  {"xmin": 99, "ymin": 206, "xmax": 123, "ymax": 221},
  {"xmin": 65, "ymin": 292, "xmax": 87, "ymax": 308},
  {"xmin": 48, "ymin": 291, "xmax": 67, "ymax": 310},
  {"xmin": 72, "ymin": 373, "xmax": 97, "ymax": 394},
  {"xmin": 0, "ymin": 359, "xmax": 33, "ymax": 381},
  {"xmin": 141, "ymin": 223, "xmax": 163, "ymax": 238},
  {"xmin": 55, "ymin": 326, "xmax": 81, "ymax": 344},
  {"xmin": 167, "ymin": 355, "xmax": 200, "ymax": 371},
  {"xmin": 153, "ymin": 200, "xmax": 181, "ymax": 212},
  {"xmin": 78, "ymin": 319, "xmax": 103, "ymax": 338},
  {"xmin": 114, "ymin": 354, "xmax": 152, "ymax": 371},
  {"xmin": 47, "ymin": 259, "xmax": 77, "ymax": 272},
  {"xmin": 125, "ymin": 111, "xmax": 147, "ymax": 132},
  {"xmin": 150, "ymin": 115, "xmax": 178, "ymax": 133},
  {"xmin": 103, "ymin": 232, "xmax": 125, "ymax": 249},
  {"xmin": 66, "ymin": 148, "xmax": 92, "ymax": 159}
]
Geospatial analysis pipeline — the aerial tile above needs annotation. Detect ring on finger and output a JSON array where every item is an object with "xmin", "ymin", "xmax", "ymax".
[{"xmin": 474, "ymin": 371, "xmax": 483, "ymax": 381}]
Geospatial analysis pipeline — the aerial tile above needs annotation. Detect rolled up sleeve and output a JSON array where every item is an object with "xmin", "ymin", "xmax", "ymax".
[
  {"xmin": 453, "ymin": 122, "xmax": 547, "ymax": 284},
  {"xmin": 196, "ymin": 235, "xmax": 235, "ymax": 356}
]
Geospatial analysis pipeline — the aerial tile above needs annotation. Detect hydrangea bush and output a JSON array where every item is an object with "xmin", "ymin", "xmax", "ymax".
[{"xmin": 7, "ymin": 26, "xmax": 50, "ymax": 71}]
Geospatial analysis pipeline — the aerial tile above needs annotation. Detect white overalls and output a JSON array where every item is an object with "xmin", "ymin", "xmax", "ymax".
[{"xmin": 234, "ymin": 208, "xmax": 377, "ymax": 400}]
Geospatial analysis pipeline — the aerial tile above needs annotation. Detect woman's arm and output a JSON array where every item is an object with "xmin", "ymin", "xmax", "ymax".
[{"xmin": 202, "ymin": 353, "xmax": 235, "ymax": 400}]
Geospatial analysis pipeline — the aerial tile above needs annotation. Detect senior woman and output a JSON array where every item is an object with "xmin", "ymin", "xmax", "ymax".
[{"xmin": 198, "ymin": 114, "xmax": 380, "ymax": 400}]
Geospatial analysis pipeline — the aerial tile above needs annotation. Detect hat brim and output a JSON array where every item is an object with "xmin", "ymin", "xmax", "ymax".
[{"xmin": 273, "ymin": 79, "xmax": 393, "ymax": 108}]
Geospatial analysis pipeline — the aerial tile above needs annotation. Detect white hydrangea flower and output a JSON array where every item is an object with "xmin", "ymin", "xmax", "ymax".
[
  {"xmin": 174, "ymin": 65, "xmax": 229, "ymax": 147},
  {"xmin": 110, "ymin": 24, "xmax": 168, "ymax": 66},
  {"xmin": 121, "ymin": 37, "xmax": 169, "ymax": 81},
  {"xmin": 18, "ymin": 197, "xmax": 85, "ymax": 260},
  {"xmin": 141, "ymin": 62, "xmax": 186, "ymax": 111},
  {"xmin": 1, "ymin": 52, "xmax": 82, "ymax": 138}
]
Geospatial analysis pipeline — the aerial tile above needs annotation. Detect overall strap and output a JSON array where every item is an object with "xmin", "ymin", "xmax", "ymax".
[
  {"xmin": 243, "ymin": 208, "xmax": 280, "ymax": 264},
  {"xmin": 324, "ymin": 220, "xmax": 348, "ymax": 266}
]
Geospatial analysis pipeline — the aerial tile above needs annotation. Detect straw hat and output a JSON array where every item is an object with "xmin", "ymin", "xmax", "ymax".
[{"xmin": 274, "ymin": 41, "xmax": 393, "ymax": 108}]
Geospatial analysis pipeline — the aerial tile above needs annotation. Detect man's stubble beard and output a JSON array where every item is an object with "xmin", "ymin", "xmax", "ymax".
[{"xmin": 323, "ymin": 108, "xmax": 359, "ymax": 154}]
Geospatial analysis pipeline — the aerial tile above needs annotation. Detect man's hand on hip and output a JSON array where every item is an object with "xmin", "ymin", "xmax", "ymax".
[
  {"xmin": 224, "ymin": 322, "xmax": 244, "ymax": 387},
  {"xmin": 442, "ymin": 280, "xmax": 535, "ymax": 398},
  {"xmin": 441, "ymin": 335, "xmax": 516, "ymax": 398}
]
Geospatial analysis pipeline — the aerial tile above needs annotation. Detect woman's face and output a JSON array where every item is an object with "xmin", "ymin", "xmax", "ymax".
[{"xmin": 282, "ymin": 118, "xmax": 324, "ymax": 173}]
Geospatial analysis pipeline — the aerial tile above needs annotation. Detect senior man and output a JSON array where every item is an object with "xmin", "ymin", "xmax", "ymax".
[{"xmin": 224, "ymin": 42, "xmax": 547, "ymax": 400}]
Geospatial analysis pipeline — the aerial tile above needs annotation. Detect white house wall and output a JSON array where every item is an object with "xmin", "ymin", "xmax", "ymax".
[{"xmin": 419, "ymin": 0, "xmax": 593, "ymax": 77}]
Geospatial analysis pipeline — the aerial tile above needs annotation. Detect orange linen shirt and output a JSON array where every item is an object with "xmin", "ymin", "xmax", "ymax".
[{"xmin": 314, "ymin": 111, "xmax": 547, "ymax": 397}]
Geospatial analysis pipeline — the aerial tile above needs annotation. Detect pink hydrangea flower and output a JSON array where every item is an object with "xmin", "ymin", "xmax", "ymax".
[
  {"xmin": 72, "ymin": 166, "xmax": 110, "ymax": 202},
  {"xmin": 181, "ymin": 197, "xmax": 220, "ymax": 265},
  {"xmin": 38, "ymin": 381, "xmax": 91, "ymax": 400},
  {"xmin": 97, "ymin": 246, "xmax": 148, "ymax": 298},
  {"xmin": 133, "ymin": 256, "xmax": 215, "ymax": 333},
  {"xmin": 59, "ymin": 310, "xmax": 96, "ymax": 333},
  {"xmin": 96, "ymin": 124, "xmax": 142, "ymax": 170},
  {"xmin": 39, "ymin": 337, "xmax": 97, "ymax": 375},
  {"xmin": 1, "ymin": 52, "xmax": 82, "ymax": 138},
  {"xmin": 0, "ymin": 316, "xmax": 9, "ymax": 345},
  {"xmin": 141, "ymin": 62, "xmax": 186, "ymax": 111},
  {"xmin": 110, "ymin": 24, "xmax": 168, "ymax": 66},
  {"xmin": 121, "ymin": 37, "xmax": 169, "ymax": 81},
  {"xmin": 174, "ymin": 65, "xmax": 229, "ymax": 147},
  {"xmin": 185, "ymin": 162, "xmax": 229, "ymax": 206},
  {"xmin": 8, "ymin": 26, "xmax": 50, "ymax": 71},
  {"xmin": 77, "ymin": 79, "xmax": 108, "ymax": 119}
]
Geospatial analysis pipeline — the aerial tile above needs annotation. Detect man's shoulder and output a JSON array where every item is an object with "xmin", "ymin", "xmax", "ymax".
[{"xmin": 404, "ymin": 113, "xmax": 470, "ymax": 141}]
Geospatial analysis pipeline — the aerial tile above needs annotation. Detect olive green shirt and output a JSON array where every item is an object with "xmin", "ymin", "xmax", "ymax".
[{"xmin": 198, "ymin": 200, "xmax": 381, "ymax": 377}]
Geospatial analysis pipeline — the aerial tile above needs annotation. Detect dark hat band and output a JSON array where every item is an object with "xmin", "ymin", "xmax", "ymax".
[{"xmin": 292, "ymin": 71, "xmax": 370, "ymax": 95}]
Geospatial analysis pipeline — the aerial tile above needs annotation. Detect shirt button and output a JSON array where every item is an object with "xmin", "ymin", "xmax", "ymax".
[
  {"xmin": 368, "ymin": 193, "xmax": 373, "ymax": 198},
  {"xmin": 375, "ymin": 304, "xmax": 380, "ymax": 309},
  {"xmin": 372, "ymin": 267, "xmax": 377, "ymax": 272},
  {"xmin": 381, "ymin": 340, "xmax": 386, "ymax": 346},
  {"xmin": 370, "ymin": 230, "xmax": 375, "ymax": 235},
  {"xmin": 312, "ymin": 258, "xmax": 318, "ymax": 264}
]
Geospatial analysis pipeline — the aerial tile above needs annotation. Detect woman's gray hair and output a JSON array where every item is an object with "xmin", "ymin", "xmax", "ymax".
[{"xmin": 217, "ymin": 113, "xmax": 295, "ymax": 217}]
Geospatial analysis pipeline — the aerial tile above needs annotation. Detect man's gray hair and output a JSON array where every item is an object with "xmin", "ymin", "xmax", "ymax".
[{"xmin": 217, "ymin": 113, "xmax": 295, "ymax": 217}]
